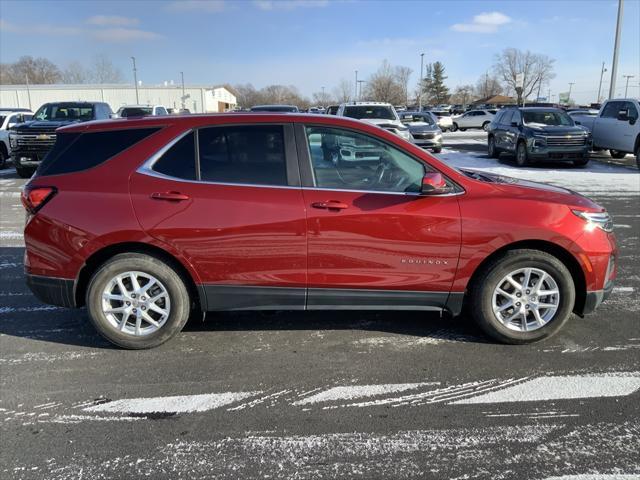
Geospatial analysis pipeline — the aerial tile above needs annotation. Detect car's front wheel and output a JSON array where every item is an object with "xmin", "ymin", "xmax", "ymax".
[
  {"xmin": 15, "ymin": 165, "xmax": 34, "ymax": 178},
  {"xmin": 0, "ymin": 149, "xmax": 7, "ymax": 169},
  {"xmin": 515, "ymin": 141, "xmax": 529, "ymax": 166},
  {"xmin": 86, "ymin": 253, "xmax": 191, "ymax": 349},
  {"xmin": 451, "ymin": 123, "xmax": 458, "ymax": 132},
  {"xmin": 573, "ymin": 155, "xmax": 590, "ymax": 167},
  {"xmin": 610, "ymin": 149, "xmax": 627, "ymax": 159},
  {"xmin": 432, "ymin": 146, "xmax": 442, "ymax": 154},
  {"xmin": 488, "ymin": 136, "xmax": 499, "ymax": 158},
  {"xmin": 469, "ymin": 249, "xmax": 575, "ymax": 344}
]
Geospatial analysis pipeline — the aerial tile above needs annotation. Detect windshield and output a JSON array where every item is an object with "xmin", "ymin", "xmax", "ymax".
[
  {"xmin": 401, "ymin": 114, "xmax": 435, "ymax": 125},
  {"xmin": 118, "ymin": 107, "xmax": 153, "ymax": 117},
  {"xmin": 34, "ymin": 104, "xmax": 94, "ymax": 121},
  {"xmin": 523, "ymin": 110, "xmax": 573, "ymax": 127},
  {"xmin": 343, "ymin": 105, "xmax": 397, "ymax": 121}
]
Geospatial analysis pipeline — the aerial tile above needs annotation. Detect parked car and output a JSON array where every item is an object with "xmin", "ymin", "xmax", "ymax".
[
  {"xmin": 429, "ymin": 110, "xmax": 454, "ymax": 132},
  {"xmin": 9, "ymin": 101, "xmax": 112, "ymax": 178},
  {"xmin": 114, "ymin": 105, "xmax": 169, "ymax": 118},
  {"xmin": 0, "ymin": 108, "xmax": 33, "ymax": 168},
  {"xmin": 23, "ymin": 113, "xmax": 616, "ymax": 348},
  {"xmin": 325, "ymin": 105, "xmax": 339, "ymax": 115},
  {"xmin": 400, "ymin": 112, "xmax": 443, "ymax": 153},
  {"xmin": 452, "ymin": 110, "xmax": 495, "ymax": 132},
  {"xmin": 337, "ymin": 102, "xmax": 413, "ymax": 142},
  {"xmin": 573, "ymin": 98, "xmax": 640, "ymax": 168},
  {"xmin": 250, "ymin": 105, "xmax": 299, "ymax": 112},
  {"xmin": 487, "ymin": 107, "xmax": 591, "ymax": 167},
  {"xmin": 451, "ymin": 104, "xmax": 467, "ymax": 115},
  {"xmin": 567, "ymin": 109, "xmax": 599, "ymax": 118}
]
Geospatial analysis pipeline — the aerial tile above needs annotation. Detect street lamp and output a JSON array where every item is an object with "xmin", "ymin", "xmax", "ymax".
[
  {"xmin": 608, "ymin": 0, "xmax": 624, "ymax": 99},
  {"xmin": 419, "ymin": 52, "xmax": 425, "ymax": 111},
  {"xmin": 180, "ymin": 71, "xmax": 186, "ymax": 110},
  {"xmin": 131, "ymin": 57, "xmax": 139, "ymax": 104},
  {"xmin": 623, "ymin": 75, "xmax": 635, "ymax": 97},
  {"xmin": 354, "ymin": 70, "xmax": 358, "ymax": 101},
  {"xmin": 597, "ymin": 62, "xmax": 607, "ymax": 103},
  {"xmin": 357, "ymin": 80, "xmax": 365, "ymax": 101}
]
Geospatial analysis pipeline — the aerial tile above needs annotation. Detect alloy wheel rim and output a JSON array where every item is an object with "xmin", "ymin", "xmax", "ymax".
[
  {"xmin": 491, "ymin": 267, "xmax": 560, "ymax": 332},
  {"xmin": 101, "ymin": 271, "xmax": 171, "ymax": 336}
]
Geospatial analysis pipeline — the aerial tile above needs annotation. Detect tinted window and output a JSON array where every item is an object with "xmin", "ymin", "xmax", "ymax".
[
  {"xmin": 343, "ymin": 105, "xmax": 397, "ymax": 120},
  {"xmin": 199, "ymin": 125, "xmax": 287, "ymax": 186},
  {"xmin": 36, "ymin": 128, "xmax": 159, "ymax": 177},
  {"xmin": 623, "ymin": 101, "xmax": 638, "ymax": 120},
  {"xmin": 511, "ymin": 110, "xmax": 522, "ymax": 124},
  {"xmin": 601, "ymin": 101, "xmax": 622, "ymax": 118},
  {"xmin": 119, "ymin": 107, "xmax": 153, "ymax": 117},
  {"xmin": 500, "ymin": 110, "xmax": 513, "ymax": 125},
  {"xmin": 34, "ymin": 104, "xmax": 94, "ymax": 121},
  {"xmin": 305, "ymin": 126, "xmax": 425, "ymax": 193},
  {"xmin": 153, "ymin": 132, "xmax": 197, "ymax": 180}
]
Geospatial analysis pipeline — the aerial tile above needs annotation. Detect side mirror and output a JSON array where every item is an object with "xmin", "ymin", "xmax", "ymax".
[{"xmin": 421, "ymin": 172, "xmax": 451, "ymax": 195}]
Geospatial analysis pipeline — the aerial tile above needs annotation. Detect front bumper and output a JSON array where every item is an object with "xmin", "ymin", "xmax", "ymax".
[
  {"xmin": 580, "ymin": 281, "xmax": 614, "ymax": 316},
  {"xmin": 412, "ymin": 134, "xmax": 442, "ymax": 148},
  {"xmin": 528, "ymin": 142, "xmax": 590, "ymax": 161},
  {"xmin": 26, "ymin": 274, "xmax": 77, "ymax": 308},
  {"xmin": 12, "ymin": 153, "xmax": 44, "ymax": 168}
]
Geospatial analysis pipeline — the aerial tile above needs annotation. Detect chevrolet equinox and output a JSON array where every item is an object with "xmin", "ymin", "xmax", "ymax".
[{"xmin": 22, "ymin": 113, "xmax": 617, "ymax": 349}]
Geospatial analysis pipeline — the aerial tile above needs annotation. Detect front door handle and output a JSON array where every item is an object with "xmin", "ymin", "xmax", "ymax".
[
  {"xmin": 151, "ymin": 191, "xmax": 190, "ymax": 201},
  {"xmin": 311, "ymin": 200, "xmax": 349, "ymax": 210}
]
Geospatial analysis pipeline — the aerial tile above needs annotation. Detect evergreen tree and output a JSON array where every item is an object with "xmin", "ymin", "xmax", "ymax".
[{"xmin": 429, "ymin": 61, "xmax": 450, "ymax": 104}]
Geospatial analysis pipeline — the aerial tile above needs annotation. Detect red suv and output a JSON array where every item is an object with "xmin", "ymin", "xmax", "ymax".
[{"xmin": 22, "ymin": 114, "xmax": 617, "ymax": 349}]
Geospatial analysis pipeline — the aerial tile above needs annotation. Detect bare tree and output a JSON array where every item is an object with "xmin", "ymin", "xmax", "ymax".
[
  {"xmin": 450, "ymin": 84, "xmax": 475, "ymax": 105},
  {"xmin": 365, "ymin": 60, "xmax": 405, "ymax": 105},
  {"xmin": 332, "ymin": 79, "xmax": 352, "ymax": 103},
  {"xmin": 233, "ymin": 83, "xmax": 263, "ymax": 109},
  {"xmin": 312, "ymin": 90, "xmax": 332, "ymax": 106},
  {"xmin": 0, "ymin": 56, "xmax": 62, "ymax": 84},
  {"xmin": 493, "ymin": 48, "xmax": 555, "ymax": 104},
  {"xmin": 394, "ymin": 66, "xmax": 413, "ymax": 106},
  {"xmin": 91, "ymin": 54, "xmax": 124, "ymax": 83},
  {"xmin": 474, "ymin": 73, "xmax": 503, "ymax": 99},
  {"xmin": 62, "ymin": 61, "xmax": 92, "ymax": 84},
  {"xmin": 234, "ymin": 84, "xmax": 310, "ymax": 109}
]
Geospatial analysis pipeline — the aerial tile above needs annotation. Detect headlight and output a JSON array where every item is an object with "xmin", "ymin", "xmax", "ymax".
[
  {"xmin": 572, "ymin": 210, "xmax": 613, "ymax": 233},
  {"xmin": 434, "ymin": 133, "xmax": 442, "ymax": 140},
  {"xmin": 9, "ymin": 133, "xmax": 18, "ymax": 149}
]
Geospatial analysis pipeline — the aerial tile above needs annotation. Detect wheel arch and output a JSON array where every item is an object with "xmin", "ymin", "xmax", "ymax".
[
  {"xmin": 465, "ymin": 239, "xmax": 587, "ymax": 316},
  {"xmin": 75, "ymin": 242, "xmax": 204, "ymax": 311}
]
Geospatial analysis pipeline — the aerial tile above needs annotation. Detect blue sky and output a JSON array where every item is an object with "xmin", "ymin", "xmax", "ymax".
[{"xmin": 1, "ymin": 0, "xmax": 639, "ymax": 104}]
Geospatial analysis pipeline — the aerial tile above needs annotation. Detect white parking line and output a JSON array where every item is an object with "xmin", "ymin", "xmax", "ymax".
[
  {"xmin": 451, "ymin": 373, "xmax": 640, "ymax": 404},
  {"xmin": 293, "ymin": 383, "xmax": 433, "ymax": 406},
  {"xmin": 85, "ymin": 391, "xmax": 262, "ymax": 414}
]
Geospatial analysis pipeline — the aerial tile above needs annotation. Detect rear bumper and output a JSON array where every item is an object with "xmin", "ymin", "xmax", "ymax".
[
  {"xmin": 579, "ymin": 282, "xmax": 614, "ymax": 316},
  {"xmin": 26, "ymin": 274, "xmax": 76, "ymax": 308}
]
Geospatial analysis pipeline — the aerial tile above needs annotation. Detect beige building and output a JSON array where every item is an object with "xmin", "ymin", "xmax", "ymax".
[{"xmin": 0, "ymin": 84, "xmax": 237, "ymax": 113}]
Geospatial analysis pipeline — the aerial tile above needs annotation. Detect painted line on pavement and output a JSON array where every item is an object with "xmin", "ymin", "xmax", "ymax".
[{"xmin": 293, "ymin": 383, "xmax": 434, "ymax": 406}]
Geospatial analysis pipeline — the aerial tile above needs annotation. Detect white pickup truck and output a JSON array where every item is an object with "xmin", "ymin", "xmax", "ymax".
[
  {"xmin": 574, "ymin": 98, "xmax": 640, "ymax": 168},
  {"xmin": 0, "ymin": 109, "xmax": 33, "ymax": 168}
]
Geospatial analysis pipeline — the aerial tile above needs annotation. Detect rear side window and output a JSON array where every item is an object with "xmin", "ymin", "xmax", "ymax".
[
  {"xmin": 198, "ymin": 125, "xmax": 287, "ymax": 186},
  {"xmin": 37, "ymin": 128, "xmax": 159, "ymax": 177},
  {"xmin": 153, "ymin": 132, "xmax": 197, "ymax": 180}
]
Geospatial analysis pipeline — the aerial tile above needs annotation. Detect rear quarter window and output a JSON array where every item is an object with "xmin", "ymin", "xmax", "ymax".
[{"xmin": 36, "ymin": 128, "xmax": 160, "ymax": 177}]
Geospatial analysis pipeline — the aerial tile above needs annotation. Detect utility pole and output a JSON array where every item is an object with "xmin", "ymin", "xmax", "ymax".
[
  {"xmin": 568, "ymin": 82, "xmax": 575, "ymax": 104},
  {"xmin": 623, "ymin": 75, "xmax": 634, "ymax": 97},
  {"xmin": 180, "ymin": 71, "xmax": 186, "ymax": 110},
  {"xmin": 608, "ymin": 0, "xmax": 624, "ymax": 99},
  {"xmin": 357, "ymin": 80, "xmax": 365, "ymax": 101},
  {"xmin": 131, "ymin": 57, "xmax": 139, "ymax": 104},
  {"xmin": 354, "ymin": 70, "xmax": 358, "ymax": 102},
  {"xmin": 419, "ymin": 52, "xmax": 425, "ymax": 111},
  {"xmin": 597, "ymin": 62, "xmax": 607, "ymax": 103},
  {"xmin": 321, "ymin": 86, "xmax": 325, "ymax": 105}
]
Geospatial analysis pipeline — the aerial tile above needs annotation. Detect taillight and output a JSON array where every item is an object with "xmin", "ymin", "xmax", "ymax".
[{"xmin": 21, "ymin": 186, "xmax": 57, "ymax": 214}]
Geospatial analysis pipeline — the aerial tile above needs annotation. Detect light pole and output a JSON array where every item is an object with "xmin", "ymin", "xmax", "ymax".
[
  {"xmin": 419, "ymin": 52, "xmax": 425, "ymax": 111},
  {"xmin": 131, "ymin": 57, "xmax": 139, "ymax": 104},
  {"xmin": 354, "ymin": 70, "xmax": 358, "ymax": 101},
  {"xmin": 608, "ymin": 0, "xmax": 624, "ymax": 99},
  {"xmin": 321, "ymin": 86, "xmax": 325, "ymax": 105},
  {"xmin": 623, "ymin": 75, "xmax": 634, "ymax": 97},
  {"xmin": 357, "ymin": 80, "xmax": 365, "ymax": 101},
  {"xmin": 180, "ymin": 71, "xmax": 186, "ymax": 110},
  {"xmin": 597, "ymin": 62, "xmax": 607, "ymax": 103},
  {"xmin": 568, "ymin": 82, "xmax": 575, "ymax": 104}
]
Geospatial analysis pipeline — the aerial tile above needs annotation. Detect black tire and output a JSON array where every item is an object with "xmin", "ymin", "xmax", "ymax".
[
  {"xmin": 635, "ymin": 143, "xmax": 639, "ymax": 170},
  {"xmin": 432, "ymin": 147, "xmax": 442, "ymax": 154},
  {"xmin": 573, "ymin": 154, "xmax": 590, "ymax": 167},
  {"xmin": 482, "ymin": 121, "xmax": 490, "ymax": 132},
  {"xmin": 488, "ymin": 136, "xmax": 499, "ymax": 158},
  {"xmin": 86, "ymin": 253, "xmax": 191, "ymax": 349},
  {"xmin": 610, "ymin": 150, "xmax": 627, "ymax": 159},
  {"xmin": 15, "ymin": 165, "xmax": 34, "ymax": 178},
  {"xmin": 451, "ymin": 123, "xmax": 458, "ymax": 132},
  {"xmin": 469, "ymin": 249, "xmax": 575, "ymax": 344},
  {"xmin": 459, "ymin": 127, "xmax": 466, "ymax": 132},
  {"xmin": 515, "ymin": 141, "xmax": 530, "ymax": 167},
  {"xmin": 0, "ymin": 148, "xmax": 7, "ymax": 169}
]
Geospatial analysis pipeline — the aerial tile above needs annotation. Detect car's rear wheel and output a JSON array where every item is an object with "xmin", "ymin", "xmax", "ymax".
[
  {"xmin": 86, "ymin": 253, "xmax": 191, "ymax": 349},
  {"xmin": 451, "ymin": 123, "xmax": 458, "ymax": 132},
  {"xmin": 610, "ymin": 149, "xmax": 627, "ymax": 159},
  {"xmin": 488, "ymin": 136, "xmax": 499, "ymax": 158},
  {"xmin": 515, "ymin": 141, "xmax": 529, "ymax": 166},
  {"xmin": 482, "ymin": 121, "xmax": 491, "ymax": 132},
  {"xmin": 469, "ymin": 249, "xmax": 575, "ymax": 344}
]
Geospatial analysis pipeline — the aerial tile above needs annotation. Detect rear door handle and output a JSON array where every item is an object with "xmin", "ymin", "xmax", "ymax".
[
  {"xmin": 311, "ymin": 200, "xmax": 349, "ymax": 210},
  {"xmin": 151, "ymin": 191, "xmax": 190, "ymax": 201}
]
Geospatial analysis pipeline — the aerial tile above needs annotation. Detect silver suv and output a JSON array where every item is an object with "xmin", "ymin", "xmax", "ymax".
[{"xmin": 337, "ymin": 102, "xmax": 413, "ymax": 142}]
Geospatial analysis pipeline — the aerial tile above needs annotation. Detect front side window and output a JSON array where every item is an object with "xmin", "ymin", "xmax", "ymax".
[
  {"xmin": 601, "ymin": 102, "xmax": 622, "ymax": 118},
  {"xmin": 199, "ymin": 125, "xmax": 287, "ymax": 186},
  {"xmin": 153, "ymin": 132, "xmax": 197, "ymax": 180},
  {"xmin": 305, "ymin": 126, "xmax": 425, "ymax": 193},
  {"xmin": 623, "ymin": 102, "xmax": 638, "ymax": 120}
]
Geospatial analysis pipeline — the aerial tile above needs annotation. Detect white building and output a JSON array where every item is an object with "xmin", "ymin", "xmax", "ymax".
[{"xmin": 0, "ymin": 84, "xmax": 237, "ymax": 113}]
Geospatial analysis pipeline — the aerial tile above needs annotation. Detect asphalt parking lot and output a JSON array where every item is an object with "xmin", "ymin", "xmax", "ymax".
[{"xmin": 1, "ymin": 144, "xmax": 639, "ymax": 479}]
